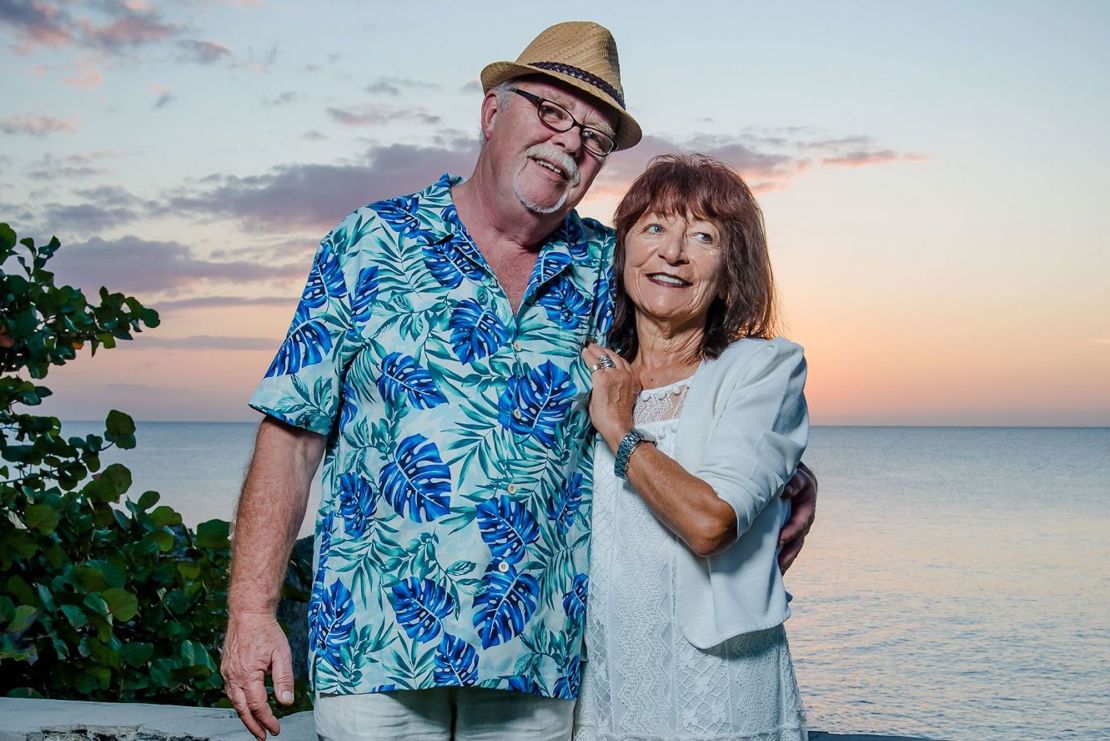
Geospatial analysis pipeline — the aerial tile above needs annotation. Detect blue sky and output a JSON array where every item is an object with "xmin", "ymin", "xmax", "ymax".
[{"xmin": 2, "ymin": 0, "xmax": 1107, "ymax": 424}]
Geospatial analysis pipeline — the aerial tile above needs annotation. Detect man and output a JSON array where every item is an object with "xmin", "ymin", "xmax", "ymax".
[{"xmin": 221, "ymin": 21, "xmax": 817, "ymax": 740}]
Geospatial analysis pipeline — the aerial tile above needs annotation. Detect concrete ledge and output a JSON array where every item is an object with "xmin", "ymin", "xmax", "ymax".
[
  {"xmin": 0, "ymin": 698, "xmax": 934, "ymax": 740},
  {"xmin": 0, "ymin": 699, "xmax": 314, "ymax": 741}
]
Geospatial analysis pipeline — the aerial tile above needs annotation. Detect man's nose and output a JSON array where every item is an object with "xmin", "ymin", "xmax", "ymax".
[{"xmin": 549, "ymin": 125, "xmax": 583, "ymax": 158}]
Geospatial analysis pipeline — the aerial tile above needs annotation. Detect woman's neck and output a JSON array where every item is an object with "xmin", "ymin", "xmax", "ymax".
[{"xmin": 632, "ymin": 318, "xmax": 703, "ymax": 388}]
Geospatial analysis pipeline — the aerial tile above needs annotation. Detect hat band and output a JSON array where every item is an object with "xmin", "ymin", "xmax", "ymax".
[{"xmin": 529, "ymin": 61, "xmax": 625, "ymax": 109}]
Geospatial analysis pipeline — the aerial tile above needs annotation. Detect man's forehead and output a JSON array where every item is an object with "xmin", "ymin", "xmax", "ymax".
[{"xmin": 511, "ymin": 77, "xmax": 618, "ymax": 133}]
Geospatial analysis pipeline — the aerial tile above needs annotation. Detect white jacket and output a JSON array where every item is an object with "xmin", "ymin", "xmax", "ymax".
[{"xmin": 671, "ymin": 337, "xmax": 809, "ymax": 649}]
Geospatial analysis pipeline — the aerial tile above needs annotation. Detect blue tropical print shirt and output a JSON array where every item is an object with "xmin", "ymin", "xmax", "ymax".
[{"xmin": 250, "ymin": 174, "xmax": 615, "ymax": 699}]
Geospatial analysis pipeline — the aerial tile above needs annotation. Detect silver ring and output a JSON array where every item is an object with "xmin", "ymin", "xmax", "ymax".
[
  {"xmin": 589, "ymin": 363, "xmax": 602, "ymax": 373},
  {"xmin": 597, "ymin": 354, "xmax": 616, "ymax": 369}
]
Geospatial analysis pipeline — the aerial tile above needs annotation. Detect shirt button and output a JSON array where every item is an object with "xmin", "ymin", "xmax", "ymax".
[
  {"xmin": 497, "ymin": 561, "xmax": 510, "ymax": 573},
  {"xmin": 513, "ymin": 341, "xmax": 523, "ymax": 352},
  {"xmin": 507, "ymin": 484, "xmax": 518, "ymax": 494},
  {"xmin": 512, "ymin": 409, "xmax": 522, "ymax": 420}
]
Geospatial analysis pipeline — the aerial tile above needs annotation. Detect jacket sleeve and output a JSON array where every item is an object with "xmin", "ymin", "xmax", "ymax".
[{"xmin": 695, "ymin": 339, "xmax": 809, "ymax": 540}]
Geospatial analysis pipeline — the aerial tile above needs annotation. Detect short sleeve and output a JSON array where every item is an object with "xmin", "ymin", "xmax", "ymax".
[
  {"xmin": 695, "ymin": 339, "xmax": 809, "ymax": 539},
  {"xmin": 248, "ymin": 217, "xmax": 365, "ymax": 435}
]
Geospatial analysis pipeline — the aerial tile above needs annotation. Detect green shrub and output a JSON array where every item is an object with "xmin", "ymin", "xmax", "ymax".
[{"xmin": 0, "ymin": 223, "xmax": 310, "ymax": 710}]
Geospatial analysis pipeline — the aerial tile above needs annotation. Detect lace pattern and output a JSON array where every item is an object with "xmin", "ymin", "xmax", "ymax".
[{"xmin": 574, "ymin": 377, "xmax": 807, "ymax": 741}]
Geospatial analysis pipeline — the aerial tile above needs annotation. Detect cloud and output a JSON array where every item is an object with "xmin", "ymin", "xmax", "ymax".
[
  {"xmin": 156, "ymin": 295, "xmax": 296, "ymax": 311},
  {"xmin": 301, "ymin": 130, "xmax": 326, "ymax": 141},
  {"xmin": 262, "ymin": 91, "xmax": 297, "ymax": 106},
  {"xmin": 365, "ymin": 76, "xmax": 440, "ymax": 96},
  {"xmin": 1, "ymin": 113, "xmax": 77, "ymax": 136},
  {"xmin": 63, "ymin": 67, "xmax": 102, "ymax": 88},
  {"xmin": 177, "ymin": 38, "xmax": 232, "ymax": 65},
  {"xmin": 153, "ymin": 90, "xmax": 175, "ymax": 109},
  {"xmin": 1, "ymin": 0, "xmax": 182, "ymax": 54},
  {"xmin": 165, "ymin": 138, "xmax": 479, "ymax": 232},
  {"xmin": 592, "ymin": 129, "xmax": 920, "ymax": 196},
  {"xmin": 0, "ymin": 0, "xmax": 74, "ymax": 48},
  {"xmin": 326, "ymin": 104, "xmax": 441, "ymax": 126},
  {"xmin": 40, "ymin": 184, "xmax": 156, "ymax": 232},
  {"xmin": 51, "ymin": 235, "xmax": 305, "ymax": 297},
  {"xmin": 459, "ymin": 80, "xmax": 482, "ymax": 94},
  {"xmin": 26, "ymin": 151, "xmax": 115, "ymax": 181},
  {"xmin": 137, "ymin": 335, "xmax": 278, "ymax": 351}
]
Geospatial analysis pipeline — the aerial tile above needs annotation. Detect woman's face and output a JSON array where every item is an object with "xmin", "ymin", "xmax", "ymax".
[{"xmin": 622, "ymin": 211, "xmax": 726, "ymax": 331}]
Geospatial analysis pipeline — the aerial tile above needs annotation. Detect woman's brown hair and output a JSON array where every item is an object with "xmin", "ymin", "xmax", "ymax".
[{"xmin": 609, "ymin": 154, "xmax": 777, "ymax": 360}]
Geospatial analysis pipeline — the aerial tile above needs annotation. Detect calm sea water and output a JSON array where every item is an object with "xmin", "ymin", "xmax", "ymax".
[{"xmin": 60, "ymin": 422, "xmax": 1110, "ymax": 740}]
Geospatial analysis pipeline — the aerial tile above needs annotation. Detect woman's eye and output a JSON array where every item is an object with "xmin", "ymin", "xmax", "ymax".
[
  {"xmin": 692, "ymin": 232, "xmax": 714, "ymax": 243},
  {"xmin": 644, "ymin": 223, "xmax": 664, "ymax": 234}
]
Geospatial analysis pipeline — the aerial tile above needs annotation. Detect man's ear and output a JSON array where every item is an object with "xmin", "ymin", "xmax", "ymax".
[{"xmin": 480, "ymin": 90, "xmax": 501, "ymax": 142}]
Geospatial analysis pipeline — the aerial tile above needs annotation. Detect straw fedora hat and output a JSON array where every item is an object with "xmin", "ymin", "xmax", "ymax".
[{"xmin": 480, "ymin": 21, "xmax": 642, "ymax": 151}]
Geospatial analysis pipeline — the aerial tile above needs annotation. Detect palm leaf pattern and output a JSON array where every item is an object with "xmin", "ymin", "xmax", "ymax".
[
  {"xmin": 562, "ymin": 573, "xmax": 588, "ymax": 623},
  {"xmin": 522, "ymin": 249, "xmax": 572, "ymax": 303},
  {"xmin": 302, "ymin": 241, "xmax": 348, "ymax": 308},
  {"xmin": 449, "ymin": 299, "xmax": 509, "ymax": 364},
  {"xmin": 377, "ymin": 352, "xmax": 447, "ymax": 409},
  {"xmin": 546, "ymin": 471, "xmax": 584, "ymax": 536},
  {"xmin": 308, "ymin": 580, "xmax": 356, "ymax": 668},
  {"xmin": 433, "ymin": 633, "xmax": 479, "ymax": 686},
  {"xmin": 537, "ymin": 274, "xmax": 590, "ymax": 330},
  {"xmin": 476, "ymin": 495, "xmax": 539, "ymax": 564},
  {"xmin": 351, "ymin": 266, "xmax": 379, "ymax": 325},
  {"xmin": 264, "ymin": 302, "xmax": 333, "ymax": 377},
  {"xmin": 498, "ymin": 361, "xmax": 577, "ymax": 447},
  {"xmin": 423, "ymin": 236, "xmax": 484, "ymax": 289},
  {"xmin": 378, "ymin": 433, "xmax": 452, "ymax": 522},
  {"xmin": 338, "ymin": 473, "xmax": 377, "ymax": 538},
  {"xmin": 552, "ymin": 654, "xmax": 581, "ymax": 699},
  {"xmin": 387, "ymin": 577, "xmax": 455, "ymax": 643},
  {"xmin": 472, "ymin": 562, "xmax": 539, "ymax": 649}
]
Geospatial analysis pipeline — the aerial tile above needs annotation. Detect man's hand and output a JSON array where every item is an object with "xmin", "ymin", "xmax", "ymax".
[
  {"xmin": 221, "ymin": 610, "xmax": 295, "ymax": 740},
  {"xmin": 778, "ymin": 461, "xmax": 817, "ymax": 573}
]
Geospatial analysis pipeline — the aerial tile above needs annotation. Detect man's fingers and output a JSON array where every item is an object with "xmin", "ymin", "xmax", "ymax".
[
  {"xmin": 778, "ymin": 535, "xmax": 804, "ymax": 574},
  {"xmin": 243, "ymin": 674, "xmax": 281, "ymax": 737},
  {"xmin": 271, "ymin": 644, "xmax": 296, "ymax": 706},
  {"xmin": 226, "ymin": 682, "xmax": 268, "ymax": 741}
]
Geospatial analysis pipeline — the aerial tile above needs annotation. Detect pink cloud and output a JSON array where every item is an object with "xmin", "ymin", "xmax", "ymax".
[
  {"xmin": 63, "ymin": 68, "xmax": 103, "ymax": 89},
  {"xmin": 0, "ymin": 113, "xmax": 78, "ymax": 136}
]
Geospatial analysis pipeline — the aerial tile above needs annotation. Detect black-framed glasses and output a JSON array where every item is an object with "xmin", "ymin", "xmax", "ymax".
[{"xmin": 509, "ymin": 87, "xmax": 616, "ymax": 157}]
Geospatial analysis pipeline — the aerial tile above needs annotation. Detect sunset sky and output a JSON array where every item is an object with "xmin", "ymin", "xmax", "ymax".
[{"xmin": 2, "ymin": 0, "xmax": 1107, "ymax": 425}]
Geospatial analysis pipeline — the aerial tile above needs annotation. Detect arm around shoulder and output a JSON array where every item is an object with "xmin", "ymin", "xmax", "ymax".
[{"xmin": 695, "ymin": 338, "xmax": 809, "ymax": 545}]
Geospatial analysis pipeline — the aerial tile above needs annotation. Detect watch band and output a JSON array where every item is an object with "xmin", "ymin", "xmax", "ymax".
[{"xmin": 613, "ymin": 427, "xmax": 655, "ymax": 480}]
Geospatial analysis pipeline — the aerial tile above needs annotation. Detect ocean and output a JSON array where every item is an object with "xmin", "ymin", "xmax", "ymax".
[{"xmin": 57, "ymin": 422, "xmax": 1110, "ymax": 740}]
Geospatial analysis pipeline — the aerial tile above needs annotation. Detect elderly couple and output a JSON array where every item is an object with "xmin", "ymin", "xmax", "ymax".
[{"xmin": 222, "ymin": 21, "xmax": 817, "ymax": 741}]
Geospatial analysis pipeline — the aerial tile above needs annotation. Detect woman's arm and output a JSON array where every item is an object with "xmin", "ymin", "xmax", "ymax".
[{"xmin": 585, "ymin": 341, "xmax": 808, "ymax": 558}]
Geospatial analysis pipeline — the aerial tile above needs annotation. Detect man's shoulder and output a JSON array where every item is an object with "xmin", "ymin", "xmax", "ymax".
[
  {"xmin": 574, "ymin": 213, "xmax": 616, "ymax": 244},
  {"xmin": 325, "ymin": 174, "xmax": 460, "ymax": 256}
]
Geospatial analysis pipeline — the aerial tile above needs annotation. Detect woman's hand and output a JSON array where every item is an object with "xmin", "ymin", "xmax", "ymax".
[{"xmin": 582, "ymin": 343, "xmax": 641, "ymax": 452}]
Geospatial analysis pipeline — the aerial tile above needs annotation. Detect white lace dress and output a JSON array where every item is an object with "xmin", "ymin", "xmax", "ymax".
[{"xmin": 573, "ymin": 378, "xmax": 807, "ymax": 741}]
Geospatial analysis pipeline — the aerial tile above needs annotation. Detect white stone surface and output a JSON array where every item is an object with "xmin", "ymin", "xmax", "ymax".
[{"xmin": 0, "ymin": 698, "xmax": 313, "ymax": 741}]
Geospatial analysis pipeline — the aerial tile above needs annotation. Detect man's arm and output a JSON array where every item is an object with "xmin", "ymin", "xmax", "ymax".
[
  {"xmin": 778, "ymin": 461, "xmax": 817, "ymax": 573},
  {"xmin": 221, "ymin": 417, "xmax": 325, "ymax": 740}
]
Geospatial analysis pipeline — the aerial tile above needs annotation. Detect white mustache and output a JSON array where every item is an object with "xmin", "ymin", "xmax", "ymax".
[{"xmin": 525, "ymin": 143, "xmax": 580, "ymax": 187}]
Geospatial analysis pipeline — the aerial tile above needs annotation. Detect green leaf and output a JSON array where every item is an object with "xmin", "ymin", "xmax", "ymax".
[
  {"xmin": 102, "ymin": 588, "xmax": 138, "ymax": 621},
  {"xmin": 83, "ymin": 592, "xmax": 109, "ymax": 617},
  {"xmin": 60, "ymin": 603, "xmax": 88, "ymax": 629},
  {"xmin": 136, "ymin": 490, "xmax": 160, "ymax": 510},
  {"xmin": 195, "ymin": 519, "xmax": 229, "ymax": 550},
  {"xmin": 149, "ymin": 506, "xmax": 182, "ymax": 528},
  {"xmin": 6, "ymin": 605, "xmax": 38, "ymax": 635},
  {"xmin": 121, "ymin": 641, "xmax": 154, "ymax": 666},
  {"xmin": 24, "ymin": 503, "xmax": 61, "ymax": 534},
  {"xmin": 0, "ymin": 222, "xmax": 16, "ymax": 250},
  {"xmin": 100, "ymin": 463, "xmax": 132, "ymax": 494}
]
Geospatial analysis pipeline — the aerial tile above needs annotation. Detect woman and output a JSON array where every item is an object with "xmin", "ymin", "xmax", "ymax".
[{"xmin": 573, "ymin": 155, "xmax": 809, "ymax": 741}]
